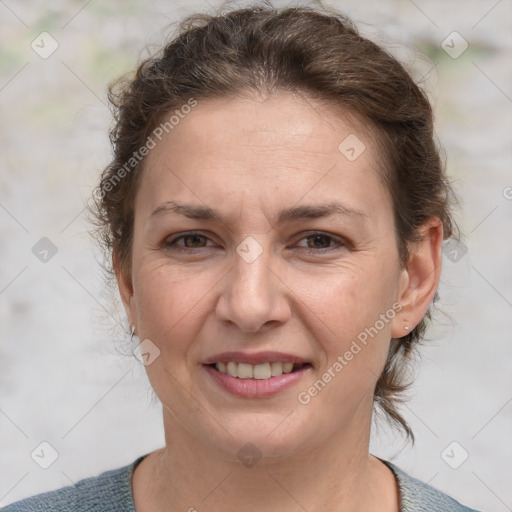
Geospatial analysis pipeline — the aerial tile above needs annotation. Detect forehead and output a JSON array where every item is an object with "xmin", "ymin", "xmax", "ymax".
[
  {"xmin": 152, "ymin": 91, "xmax": 379, "ymax": 161},
  {"xmin": 135, "ymin": 92, "xmax": 390, "ymax": 226}
]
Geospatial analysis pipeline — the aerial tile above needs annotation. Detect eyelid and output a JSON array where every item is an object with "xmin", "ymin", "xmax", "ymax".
[
  {"xmin": 293, "ymin": 231, "xmax": 346, "ymax": 250},
  {"xmin": 164, "ymin": 230, "xmax": 216, "ymax": 248},
  {"xmin": 164, "ymin": 230, "xmax": 348, "ymax": 253}
]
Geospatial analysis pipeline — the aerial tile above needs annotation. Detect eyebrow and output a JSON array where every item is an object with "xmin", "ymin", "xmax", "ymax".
[{"xmin": 150, "ymin": 200, "xmax": 366, "ymax": 225}]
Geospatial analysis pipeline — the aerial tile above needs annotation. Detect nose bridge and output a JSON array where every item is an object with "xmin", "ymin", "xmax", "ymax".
[
  {"xmin": 234, "ymin": 235, "xmax": 273, "ymax": 297},
  {"xmin": 218, "ymin": 234, "xmax": 288, "ymax": 332}
]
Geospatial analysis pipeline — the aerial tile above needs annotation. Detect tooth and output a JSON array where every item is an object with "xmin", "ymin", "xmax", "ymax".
[
  {"xmin": 216, "ymin": 362, "xmax": 227, "ymax": 374},
  {"xmin": 282, "ymin": 362, "xmax": 294, "ymax": 374},
  {"xmin": 253, "ymin": 363, "xmax": 271, "ymax": 379},
  {"xmin": 237, "ymin": 363, "xmax": 253, "ymax": 379},
  {"xmin": 270, "ymin": 362, "xmax": 283, "ymax": 376},
  {"xmin": 227, "ymin": 362, "xmax": 238, "ymax": 377},
  {"xmin": 219, "ymin": 361, "xmax": 301, "ymax": 379}
]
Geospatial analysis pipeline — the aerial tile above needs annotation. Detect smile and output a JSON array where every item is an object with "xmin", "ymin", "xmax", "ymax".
[
  {"xmin": 211, "ymin": 361, "xmax": 308, "ymax": 379},
  {"xmin": 203, "ymin": 362, "xmax": 312, "ymax": 398}
]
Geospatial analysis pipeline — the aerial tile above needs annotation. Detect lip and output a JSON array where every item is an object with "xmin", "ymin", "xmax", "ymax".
[
  {"xmin": 202, "ymin": 350, "xmax": 309, "ymax": 365},
  {"xmin": 203, "ymin": 363, "xmax": 312, "ymax": 398}
]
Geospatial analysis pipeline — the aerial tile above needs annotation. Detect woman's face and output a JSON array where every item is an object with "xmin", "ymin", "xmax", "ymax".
[{"xmin": 119, "ymin": 92, "xmax": 410, "ymax": 459}]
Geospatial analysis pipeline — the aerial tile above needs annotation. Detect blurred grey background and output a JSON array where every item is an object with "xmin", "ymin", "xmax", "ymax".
[{"xmin": 0, "ymin": 0, "xmax": 511, "ymax": 510}]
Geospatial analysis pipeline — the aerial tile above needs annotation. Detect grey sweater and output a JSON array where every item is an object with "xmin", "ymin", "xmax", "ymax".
[{"xmin": 1, "ymin": 454, "xmax": 481, "ymax": 511}]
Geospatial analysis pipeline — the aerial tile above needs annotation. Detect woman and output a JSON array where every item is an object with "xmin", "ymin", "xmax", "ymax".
[{"xmin": 3, "ymin": 3, "xmax": 482, "ymax": 511}]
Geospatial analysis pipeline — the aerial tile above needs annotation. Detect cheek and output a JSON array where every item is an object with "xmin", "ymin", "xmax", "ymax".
[
  {"xmin": 303, "ymin": 259, "xmax": 397, "ymax": 388},
  {"xmin": 133, "ymin": 262, "xmax": 208, "ymax": 343},
  {"xmin": 132, "ymin": 265, "xmax": 211, "ymax": 399},
  {"xmin": 303, "ymin": 283, "xmax": 393, "ymax": 418},
  {"xmin": 309, "ymin": 262, "xmax": 396, "ymax": 336}
]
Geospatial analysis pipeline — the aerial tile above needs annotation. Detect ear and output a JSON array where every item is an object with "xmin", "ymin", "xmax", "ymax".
[
  {"xmin": 113, "ymin": 251, "xmax": 136, "ymax": 327},
  {"xmin": 391, "ymin": 217, "xmax": 443, "ymax": 338}
]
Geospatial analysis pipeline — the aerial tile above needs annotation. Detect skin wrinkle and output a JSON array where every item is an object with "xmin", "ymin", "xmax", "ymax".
[{"xmin": 115, "ymin": 91, "xmax": 442, "ymax": 512}]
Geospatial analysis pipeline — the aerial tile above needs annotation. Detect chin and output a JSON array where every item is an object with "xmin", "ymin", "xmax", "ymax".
[{"xmin": 198, "ymin": 412, "xmax": 316, "ymax": 462}]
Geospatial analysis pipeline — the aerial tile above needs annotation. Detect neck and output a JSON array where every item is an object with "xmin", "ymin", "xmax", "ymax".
[{"xmin": 133, "ymin": 409, "xmax": 399, "ymax": 512}]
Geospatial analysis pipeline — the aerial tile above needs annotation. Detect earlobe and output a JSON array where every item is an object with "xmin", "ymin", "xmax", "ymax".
[
  {"xmin": 391, "ymin": 218, "xmax": 443, "ymax": 338},
  {"xmin": 113, "ymin": 252, "xmax": 135, "ymax": 325}
]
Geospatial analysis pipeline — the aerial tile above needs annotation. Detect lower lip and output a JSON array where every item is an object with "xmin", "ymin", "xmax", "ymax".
[{"xmin": 203, "ymin": 364, "xmax": 311, "ymax": 398}]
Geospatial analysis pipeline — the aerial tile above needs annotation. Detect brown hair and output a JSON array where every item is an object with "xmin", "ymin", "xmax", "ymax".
[{"xmin": 87, "ymin": 2, "xmax": 459, "ymax": 443}]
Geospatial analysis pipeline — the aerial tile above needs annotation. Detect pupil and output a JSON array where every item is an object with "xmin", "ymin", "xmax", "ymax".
[
  {"xmin": 310, "ymin": 235, "xmax": 328, "ymax": 248},
  {"xmin": 185, "ymin": 235, "xmax": 204, "ymax": 248}
]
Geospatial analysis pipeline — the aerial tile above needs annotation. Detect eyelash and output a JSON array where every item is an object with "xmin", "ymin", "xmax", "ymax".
[{"xmin": 163, "ymin": 231, "xmax": 347, "ymax": 254}]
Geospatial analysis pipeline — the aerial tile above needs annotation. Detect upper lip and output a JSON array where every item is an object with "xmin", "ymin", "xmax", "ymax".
[{"xmin": 203, "ymin": 351, "xmax": 309, "ymax": 365}]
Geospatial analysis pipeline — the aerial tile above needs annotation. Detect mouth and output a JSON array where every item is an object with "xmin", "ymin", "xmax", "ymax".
[
  {"xmin": 207, "ymin": 361, "xmax": 312, "ymax": 380},
  {"xmin": 202, "ymin": 356, "xmax": 313, "ymax": 398}
]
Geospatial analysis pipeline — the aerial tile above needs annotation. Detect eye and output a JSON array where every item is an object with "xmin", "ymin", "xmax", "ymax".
[
  {"xmin": 294, "ymin": 232, "xmax": 346, "ymax": 253},
  {"xmin": 163, "ymin": 231, "xmax": 214, "ymax": 251},
  {"xmin": 162, "ymin": 230, "xmax": 347, "ymax": 254}
]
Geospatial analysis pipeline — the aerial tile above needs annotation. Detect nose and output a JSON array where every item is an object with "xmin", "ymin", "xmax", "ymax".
[{"xmin": 215, "ymin": 239, "xmax": 291, "ymax": 334}]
